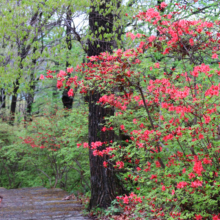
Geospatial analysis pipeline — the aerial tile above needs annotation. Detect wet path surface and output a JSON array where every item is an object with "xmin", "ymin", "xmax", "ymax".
[{"xmin": 0, "ymin": 187, "xmax": 89, "ymax": 220}]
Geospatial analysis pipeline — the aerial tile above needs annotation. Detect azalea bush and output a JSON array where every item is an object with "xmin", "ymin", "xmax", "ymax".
[{"xmin": 42, "ymin": 1, "xmax": 220, "ymax": 219}]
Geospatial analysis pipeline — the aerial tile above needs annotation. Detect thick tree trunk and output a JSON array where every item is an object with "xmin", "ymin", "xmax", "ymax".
[
  {"xmin": 89, "ymin": 92, "xmax": 125, "ymax": 209},
  {"xmin": 88, "ymin": 0, "xmax": 125, "ymax": 210}
]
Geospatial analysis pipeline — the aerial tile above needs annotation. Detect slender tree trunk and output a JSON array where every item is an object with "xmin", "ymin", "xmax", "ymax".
[
  {"xmin": 10, "ymin": 43, "xmax": 26, "ymax": 125},
  {"xmin": 24, "ymin": 48, "xmax": 37, "ymax": 124},
  {"xmin": 88, "ymin": 0, "xmax": 125, "ymax": 210},
  {"xmin": 0, "ymin": 89, "xmax": 6, "ymax": 109},
  {"xmin": 24, "ymin": 73, "xmax": 37, "ymax": 124},
  {"xmin": 10, "ymin": 78, "xmax": 20, "ymax": 125},
  {"xmin": 0, "ymin": 88, "xmax": 6, "ymax": 121},
  {"xmin": 25, "ymin": 81, "xmax": 35, "ymax": 122},
  {"xmin": 62, "ymin": 8, "xmax": 73, "ymax": 110}
]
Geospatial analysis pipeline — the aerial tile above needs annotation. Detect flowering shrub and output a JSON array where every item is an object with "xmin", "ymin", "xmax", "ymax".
[
  {"xmin": 21, "ymin": 109, "xmax": 90, "ymax": 191},
  {"xmin": 42, "ymin": 1, "xmax": 220, "ymax": 219}
]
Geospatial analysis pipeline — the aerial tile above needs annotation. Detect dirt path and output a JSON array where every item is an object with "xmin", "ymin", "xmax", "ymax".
[{"xmin": 0, "ymin": 187, "xmax": 90, "ymax": 220}]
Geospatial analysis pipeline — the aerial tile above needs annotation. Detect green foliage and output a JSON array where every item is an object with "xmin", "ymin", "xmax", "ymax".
[
  {"xmin": 2, "ymin": 0, "xmax": 220, "ymax": 219},
  {"xmin": 0, "ymin": 123, "xmax": 16, "ymax": 148},
  {"xmin": 0, "ymin": 108, "xmax": 90, "ymax": 193}
]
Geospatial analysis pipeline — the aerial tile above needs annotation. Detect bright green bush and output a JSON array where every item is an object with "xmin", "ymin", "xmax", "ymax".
[{"xmin": 0, "ymin": 108, "xmax": 90, "ymax": 193}]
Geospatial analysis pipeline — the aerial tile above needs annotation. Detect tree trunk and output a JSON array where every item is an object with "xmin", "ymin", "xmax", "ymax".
[
  {"xmin": 10, "ymin": 78, "xmax": 20, "ymax": 125},
  {"xmin": 24, "ymin": 47, "xmax": 38, "ymax": 124},
  {"xmin": 62, "ymin": 8, "xmax": 73, "ymax": 110},
  {"xmin": 25, "ymin": 73, "xmax": 37, "ymax": 123},
  {"xmin": 10, "ymin": 42, "xmax": 26, "ymax": 125},
  {"xmin": 89, "ymin": 92, "xmax": 125, "ymax": 209},
  {"xmin": 88, "ymin": 0, "xmax": 125, "ymax": 210},
  {"xmin": 0, "ymin": 89, "xmax": 6, "ymax": 109},
  {"xmin": 0, "ymin": 88, "xmax": 6, "ymax": 121}
]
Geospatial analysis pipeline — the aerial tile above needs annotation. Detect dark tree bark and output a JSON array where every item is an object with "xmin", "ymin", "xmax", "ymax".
[
  {"xmin": 25, "ymin": 81, "xmax": 35, "ymax": 121},
  {"xmin": 0, "ymin": 89, "xmax": 6, "ymax": 109},
  {"xmin": 10, "ymin": 43, "xmax": 28, "ymax": 125},
  {"xmin": 0, "ymin": 88, "xmax": 6, "ymax": 121},
  {"xmin": 10, "ymin": 78, "xmax": 20, "ymax": 125},
  {"xmin": 89, "ymin": 92, "xmax": 125, "ymax": 209},
  {"xmin": 88, "ymin": 0, "xmax": 125, "ymax": 210},
  {"xmin": 62, "ymin": 8, "xmax": 73, "ymax": 110},
  {"xmin": 62, "ymin": 90, "xmax": 73, "ymax": 109}
]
